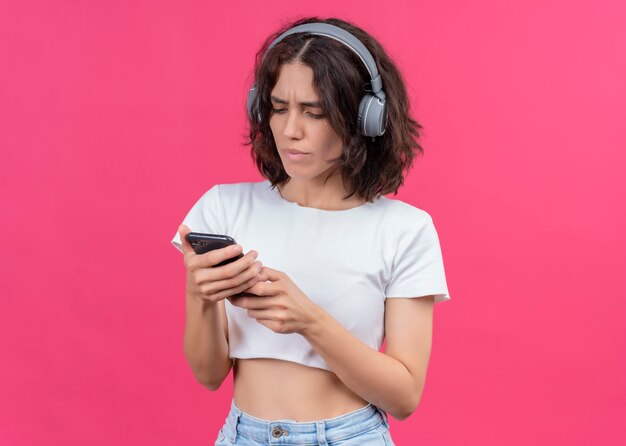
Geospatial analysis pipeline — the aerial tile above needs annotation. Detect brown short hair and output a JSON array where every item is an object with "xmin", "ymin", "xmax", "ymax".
[{"xmin": 243, "ymin": 16, "xmax": 424, "ymax": 202}]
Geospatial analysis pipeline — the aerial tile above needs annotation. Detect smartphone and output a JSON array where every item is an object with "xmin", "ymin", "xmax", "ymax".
[{"xmin": 185, "ymin": 232, "xmax": 244, "ymax": 267}]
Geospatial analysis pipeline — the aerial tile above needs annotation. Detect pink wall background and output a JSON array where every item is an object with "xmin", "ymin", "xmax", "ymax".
[{"xmin": 1, "ymin": 0, "xmax": 624, "ymax": 444}]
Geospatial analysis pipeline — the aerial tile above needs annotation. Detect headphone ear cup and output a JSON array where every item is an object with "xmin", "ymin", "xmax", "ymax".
[
  {"xmin": 358, "ymin": 94, "xmax": 388, "ymax": 137},
  {"xmin": 247, "ymin": 86, "xmax": 260, "ymax": 122},
  {"xmin": 357, "ymin": 94, "xmax": 369, "ymax": 135}
]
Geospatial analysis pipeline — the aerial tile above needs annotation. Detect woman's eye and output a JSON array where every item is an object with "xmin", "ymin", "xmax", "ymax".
[{"xmin": 271, "ymin": 109, "xmax": 324, "ymax": 119}]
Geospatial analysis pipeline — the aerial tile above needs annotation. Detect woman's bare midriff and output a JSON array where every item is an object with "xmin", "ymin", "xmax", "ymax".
[{"xmin": 233, "ymin": 358, "xmax": 369, "ymax": 422}]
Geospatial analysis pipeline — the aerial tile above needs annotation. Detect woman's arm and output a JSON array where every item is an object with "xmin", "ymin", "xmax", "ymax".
[
  {"xmin": 231, "ymin": 267, "xmax": 435, "ymax": 420},
  {"xmin": 183, "ymin": 293, "xmax": 232, "ymax": 390},
  {"xmin": 177, "ymin": 224, "xmax": 261, "ymax": 391},
  {"xmin": 300, "ymin": 295, "xmax": 434, "ymax": 421}
]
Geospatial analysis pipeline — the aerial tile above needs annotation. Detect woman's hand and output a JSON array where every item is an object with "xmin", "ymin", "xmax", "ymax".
[
  {"xmin": 227, "ymin": 267, "xmax": 323, "ymax": 335},
  {"xmin": 178, "ymin": 224, "xmax": 264, "ymax": 304}
]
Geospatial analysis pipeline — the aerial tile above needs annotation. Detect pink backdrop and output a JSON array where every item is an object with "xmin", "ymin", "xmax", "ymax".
[{"xmin": 1, "ymin": 1, "xmax": 624, "ymax": 445}]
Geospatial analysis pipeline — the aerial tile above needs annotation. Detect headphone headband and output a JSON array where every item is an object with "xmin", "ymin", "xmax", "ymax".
[{"xmin": 264, "ymin": 23, "xmax": 385, "ymax": 100}]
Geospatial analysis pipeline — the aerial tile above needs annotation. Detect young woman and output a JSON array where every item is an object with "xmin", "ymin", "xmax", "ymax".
[{"xmin": 172, "ymin": 16, "xmax": 451, "ymax": 446}]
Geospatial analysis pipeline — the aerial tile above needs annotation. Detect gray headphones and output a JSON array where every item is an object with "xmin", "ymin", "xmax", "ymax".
[{"xmin": 247, "ymin": 22, "xmax": 388, "ymax": 138}]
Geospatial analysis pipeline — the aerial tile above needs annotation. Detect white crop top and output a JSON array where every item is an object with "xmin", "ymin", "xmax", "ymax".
[{"xmin": 171, "ymin": 179, "xmax": 451, "ymax": 371}]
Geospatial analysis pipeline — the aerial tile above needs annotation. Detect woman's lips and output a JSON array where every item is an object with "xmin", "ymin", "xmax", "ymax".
[{"xmin": 284, "ymin": 149, "xmax": 310, "ymax": 161}]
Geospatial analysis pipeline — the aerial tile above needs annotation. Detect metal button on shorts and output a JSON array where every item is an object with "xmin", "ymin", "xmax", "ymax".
[{"xmin": 271, "ymin": 426, "xmax": 289, "ymax": 438}]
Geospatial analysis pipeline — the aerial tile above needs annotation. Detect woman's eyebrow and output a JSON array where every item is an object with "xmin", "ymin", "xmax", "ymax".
[{"xmin": 270, "ymin": 95, "xmax": 322, "ymax": 107}]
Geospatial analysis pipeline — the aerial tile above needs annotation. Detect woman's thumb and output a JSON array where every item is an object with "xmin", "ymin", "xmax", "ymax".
[{"xmin": 178, "ymin": 224, "xmax": 194, "ymax": 253}]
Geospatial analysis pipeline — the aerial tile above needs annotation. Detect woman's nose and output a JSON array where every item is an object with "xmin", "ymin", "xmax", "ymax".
[{"xmin": 282, "ymin": 111, "xmax": 304, "ymax": 139}]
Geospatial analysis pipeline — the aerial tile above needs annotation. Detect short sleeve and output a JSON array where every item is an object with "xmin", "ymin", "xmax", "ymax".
[
  {"xmin": 170, "ymin": 184, "xmax": 225, "ymax": 254},
  {"xmin": 385, "ymin": 215, "xmax": 451, "ymax": 303}
]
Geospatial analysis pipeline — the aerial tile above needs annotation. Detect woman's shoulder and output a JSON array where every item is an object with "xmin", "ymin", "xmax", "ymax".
[
  {"xmin": 209, "ymin": 180, "xmax": 271, "ymax": 207},
  {"xmin": 215, "ymin": 179, "xmax": 267, "ymax": 195},
  {"xmin": 377, "ymin": 194, "xmax": 433, "ymax": 223}
]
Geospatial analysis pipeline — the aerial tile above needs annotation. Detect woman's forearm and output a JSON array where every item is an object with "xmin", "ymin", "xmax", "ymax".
[
  {"xmin": 300, "ymin": 309, "xmax": 422, "ymax": 420},
  {"xmin": 183, "ymin": 292, "xmax": 232, "ymax": 390}
]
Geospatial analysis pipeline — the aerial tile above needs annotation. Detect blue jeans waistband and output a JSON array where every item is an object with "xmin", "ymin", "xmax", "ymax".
[{"xmin": 222, "ymin": 398, "xmax": 390, "ymax": 444}]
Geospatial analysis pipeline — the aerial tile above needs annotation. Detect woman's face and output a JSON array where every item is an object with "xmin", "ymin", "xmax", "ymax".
[{"xmin": 269, "ymin": 62, "xmax": 343, "ymax": 181}]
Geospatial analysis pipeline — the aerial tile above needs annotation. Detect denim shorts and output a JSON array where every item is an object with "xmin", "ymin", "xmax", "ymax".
[{"xmin": 214, "ymin": 398, "xmax": 395, "ymax": 445}]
